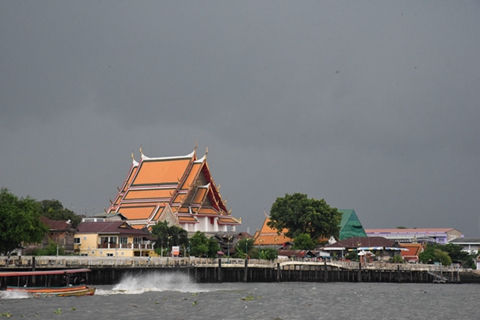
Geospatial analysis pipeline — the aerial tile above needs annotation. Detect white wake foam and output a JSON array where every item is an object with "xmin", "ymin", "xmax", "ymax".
[
  {"xmin": 97, "ymin": 272, "xmax": 204, "ymax": 295},
  {"xmin": 0, "ymin": 290, "xmax": 31, "ymax": 300}
]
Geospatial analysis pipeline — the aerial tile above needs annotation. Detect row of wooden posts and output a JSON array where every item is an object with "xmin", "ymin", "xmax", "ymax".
[
  {"xmin": 1, "ymin": 257, "xmax": 465, "ymax": 285},
  {"xmin": 76, "ymin": 260, "xmax": 459, "ymax": 285}
]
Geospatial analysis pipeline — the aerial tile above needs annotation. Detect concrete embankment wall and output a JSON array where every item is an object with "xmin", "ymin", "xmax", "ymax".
[
  {"xmin": 86, "ymin": 266, "xmax": 477, "ymax": 284},
  {"xmin": 0, "ymin": 266, "xmax": 460, "ymax": 285}
]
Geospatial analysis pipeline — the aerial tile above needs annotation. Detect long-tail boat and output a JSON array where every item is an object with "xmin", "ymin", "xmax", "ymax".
[{"xmin": 0, "ymin": 268, "xmax": 95, "ymax": 297}]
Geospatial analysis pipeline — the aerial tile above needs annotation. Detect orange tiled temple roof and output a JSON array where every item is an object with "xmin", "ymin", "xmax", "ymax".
[
  {"xmin": 106, "ymin": 147, "xmax": 240, "ymax": 229},
  {"xmin": 254, "ymin": 216, "xmax": 293, "ymax": 246}
]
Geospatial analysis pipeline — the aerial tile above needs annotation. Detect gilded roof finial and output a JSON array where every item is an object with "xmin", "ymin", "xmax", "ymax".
[
  {"xmin": 139, "ymin": 146, "xmax": 143, "ymax": 156},
  {"xmin": 195, "ymin": 141, "xmax": 198, "ymax": 151}
]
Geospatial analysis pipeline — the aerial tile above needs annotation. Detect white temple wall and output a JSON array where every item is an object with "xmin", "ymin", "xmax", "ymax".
[{"xmin": 181, "ymin": 218, "xmax": 231, "ymax": 234}]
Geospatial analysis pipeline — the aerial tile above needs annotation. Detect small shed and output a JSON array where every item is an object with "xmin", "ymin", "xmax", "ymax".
[{"xmin": 277, "ymin": 249, "xmax": 315, "ymax": 260}]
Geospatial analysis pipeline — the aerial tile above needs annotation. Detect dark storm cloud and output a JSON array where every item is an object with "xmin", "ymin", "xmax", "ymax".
[{"xmin": 0, "ymin": 1, "xmax": 479, "ymax": 236}]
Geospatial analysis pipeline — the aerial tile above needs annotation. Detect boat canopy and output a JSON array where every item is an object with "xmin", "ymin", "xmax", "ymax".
[{"xmin": 0, "ymin": 268, "xmax": 92, "ymax": 277}]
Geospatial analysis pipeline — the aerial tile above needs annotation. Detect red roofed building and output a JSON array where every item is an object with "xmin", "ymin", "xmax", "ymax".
[
  {"xmin": 400, "ymin": 243, "xmax": 424, "ymax": 262},
  {"xmin": 38, "ymin": 216, "xmax": 76, "ymax": 254},
  {"xmin": 74, "ymin": 220, "xmax": 155, "ymax": 257},
  {"xmin": 253, "ymin": 216, "xmax": 293, "ymax": 247},
  {"xmin": 106, "ymin": 147, "xmax": 241, "ymax": 234}
]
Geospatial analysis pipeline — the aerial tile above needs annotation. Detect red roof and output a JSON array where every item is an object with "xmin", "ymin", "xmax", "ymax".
[
  {"xmin": 278, "ymin": 250, "xmax": 314, "ymax": 258},
  {"xmin": 400, "ymin": 243, "xmax": 423, "ymax": 261},
  {"xmin": 76, "ymin": 221, "xmax": 150, "ymax": 236},
  {"xmin": 40, "ymin": 216, "xmax": 72, "ymax": 230}
]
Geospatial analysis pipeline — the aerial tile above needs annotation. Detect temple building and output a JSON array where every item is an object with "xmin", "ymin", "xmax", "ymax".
[
  {"xmin": 106, "ymin": 147, "xmax": 241, "ymax": 234},
  {"xmin": 253, "ymin": 214, "xmax": 294, "ymax": 247}
]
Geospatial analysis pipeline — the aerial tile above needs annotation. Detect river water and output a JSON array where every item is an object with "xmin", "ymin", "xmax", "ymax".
[{"xmin": 0, "ymin": 272, "xmax": 475, "ymax": 319}]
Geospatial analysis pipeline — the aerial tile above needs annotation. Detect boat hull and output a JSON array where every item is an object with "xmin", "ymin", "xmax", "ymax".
[{"xmin": 7, "ymin": 285, "xmax": 95, "ymax": 297}]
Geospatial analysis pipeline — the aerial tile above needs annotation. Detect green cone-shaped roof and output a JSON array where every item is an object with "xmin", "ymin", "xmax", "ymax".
[{"xmin": 338, "ymin": 209, "xmax": 366, "ymax": 240}]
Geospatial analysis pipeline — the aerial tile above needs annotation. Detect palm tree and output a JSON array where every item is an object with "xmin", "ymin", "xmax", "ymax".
[{"xmin": 151, "ymin": 221, "xmax": 189, "ymax": 256}]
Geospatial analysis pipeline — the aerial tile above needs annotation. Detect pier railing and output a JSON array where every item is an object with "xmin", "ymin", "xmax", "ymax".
[{"xmin": 0, "ymin": 256, "xmax": 469, "ymax": 273}]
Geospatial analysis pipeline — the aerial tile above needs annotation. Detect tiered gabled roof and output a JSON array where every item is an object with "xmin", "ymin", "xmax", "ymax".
[
  {"xmin": 253, "ymin": 215, "xmax": 293, "ymax": 246},
  {"xmin": 400, "ymin": 243, "xmax": 424, "ymax": 261},
  {"xmin": 106, "ymin": 147, "xmax": 240, "ymax": 229}
]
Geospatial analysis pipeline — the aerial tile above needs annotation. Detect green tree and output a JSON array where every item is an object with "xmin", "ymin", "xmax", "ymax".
[
  {"xmin": 292, "ymin": 233, "xmax": 316, "ymax": 250},
  {"xmin": 431, "ymin": 243, "xmax": 477, "ymax": 267},
  {"xmin": 39, "ymin": 199, "xmax": 83, "ymax": 228},
  {"xmin": 259, "ymin": 248, "xmax": 278, "ymax": 260},
  {"xmin": 168, "ymin": 225, "xmax": 189, "ymax": 249},
  {"xmin": 419, "ymin": 244, "xmax": 452, "ymax": 266},
  {"xmin": 0, "ymin": 188, "xmax": 48, "ymax": 256},
  {"xmin": 235, "ymin": 238, "xmax": 254, "ymax": 258},
  {"xmin": 441, "ymin": 243, "xmax": 469, "ymax": 264},
  {"xmin": 268, "ymin": 193, "xmax": 342, "ymax": 241},
  {"xmin": 391, "ymin": 255, "xmax": 404, "ymax": 263},
  {"xmin": 33, "ymin": 239, "xmax": 65, "ymax": 256},
  {"xmin": 434, "ymin": 249, "xmax": 452, "ymax": 266},
  {"xmin": 151, "ymin": 221, "xmax": 189, "ymax": 256},
  {"xmin": 188, "ymin": 231, "xmax": 219, "ymax": 258},
  {"xmin": 207, "ymin": 236, "xmax": 220, "ymax": 258}
]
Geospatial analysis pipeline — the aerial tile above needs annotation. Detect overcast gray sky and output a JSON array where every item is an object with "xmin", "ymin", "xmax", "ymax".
[{"xmin": 1, "ymin": 1, "xmax": 479, "ymax": 237}]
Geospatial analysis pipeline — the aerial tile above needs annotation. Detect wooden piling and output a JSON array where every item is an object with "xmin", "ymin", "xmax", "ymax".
[
  {"xmin": 218, "ymin": 259, "xmax": 222, "ymax": 282},
  {"xmin": 243, "ymin": 259, "xmax": 248, "ymax": 282}
]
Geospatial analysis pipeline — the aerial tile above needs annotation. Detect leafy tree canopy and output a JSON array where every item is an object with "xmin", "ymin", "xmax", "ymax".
[
  {"xmin": 235, "ymin": 238, "xmax": 254, "ymax": 259},
  {"xmin": 292, "ymin": 233, "xmax": 316, "ymax": 250},
  {"xmin": 0, "ymin": 188, "xmax": 49, "ymax": 256},
  {"xmin": 151, "ymin": 220, "xmax": 189, "ymax": 255},
  {"xmin": 419, "ymin": 243, "xmax": 473, "ymax": 267},
  {"xmin": 39, "ymin": 199, "xmax": 84, "ymax": 228},
  {"xmin": 30, "ymin": 239, "xmax": 65, "ymax": 256},
  {"xmin": 268, "ymin": 193, "xmax": 342, "ymax": 241},
  {"xmin": 440, "ymin": 243, "xmax": 469, "ymax": 263},
  {"xmin": 259, "ymin": 248, "xmax": 278, "ymax": 261},
  {"xmin": 419, "ymin": 244, "xmax": 452, "ymax": 266},
  {"xmin": 188, "ymin": 231, "xmax": 219, "ymax": 258}
]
